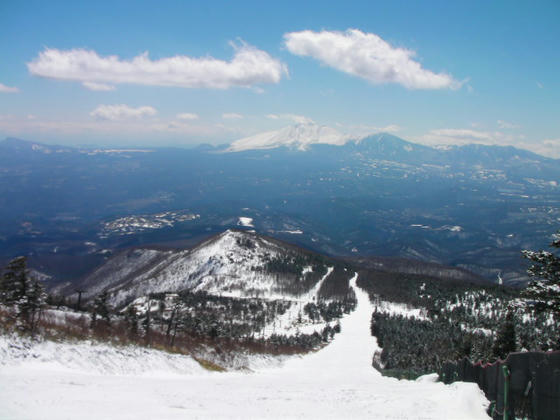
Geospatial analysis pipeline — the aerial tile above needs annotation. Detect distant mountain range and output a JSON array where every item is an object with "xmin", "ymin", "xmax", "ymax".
[{"xmin": 1, "ymin": 132, "xmax": 558, "ymax": 287}]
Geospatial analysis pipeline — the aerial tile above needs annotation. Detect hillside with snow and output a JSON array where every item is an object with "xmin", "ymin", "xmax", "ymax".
[
  {"xmin": 61, "ymin": 230, "xmax": 356, "ymax": 342},
  {"xmin": 73, "ymin": 230, "xmax": 342, "ymax": 307},
  {"xmin": 0, "ymin": 275, "xmax": 489, "ymax": 419}
]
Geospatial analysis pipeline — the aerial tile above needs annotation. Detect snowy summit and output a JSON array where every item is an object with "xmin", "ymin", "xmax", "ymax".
[{"xmin": 227, "ymin": 123, "xmax": 354, "ymax": 152}]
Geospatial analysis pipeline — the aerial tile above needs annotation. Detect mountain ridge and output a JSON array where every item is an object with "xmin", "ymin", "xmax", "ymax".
[
  {"xmin": 58, "ymin": 229, "xmax": 487, "ymax": 307},
  {"xmin": 2, "ymin": 132, "xmax": 557, "ymax": 161},
  {"xmin": 64, "ymin": 229, "xmax": 346, "ymax": 307}
]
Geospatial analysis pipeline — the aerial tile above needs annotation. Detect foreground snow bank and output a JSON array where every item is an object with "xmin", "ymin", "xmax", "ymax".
[
  {"xmin": 0, "ymin": 335, "xmax": 206, "ymax": 376},
  {"xmin": 0, "ymin": 274, "xmax": 489, "ymax": 419},
  {"xmin": 0, "ymin": 334, "xmax": 290, "ymax": 375}
]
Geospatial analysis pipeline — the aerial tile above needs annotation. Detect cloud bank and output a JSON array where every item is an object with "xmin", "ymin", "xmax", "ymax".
[
  {"xmin": 90, "ymin": 104, "xmax": 157, "ymax": 121},
  {"xmin": 284, "ymin": 29, "xmax": 460, "ymax": 90},
  {"xmin": 28, "ymin": 43, "xmax": 287, "ymax": 90}
]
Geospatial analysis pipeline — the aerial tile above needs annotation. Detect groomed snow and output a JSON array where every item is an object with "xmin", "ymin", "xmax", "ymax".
[{"xmin": 0, "ymin": 274, "xmax": 489, "ymax": 419}]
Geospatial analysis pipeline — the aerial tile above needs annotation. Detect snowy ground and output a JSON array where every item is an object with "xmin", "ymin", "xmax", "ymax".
[
  {"xmin": 0, "ymin": 274, "xmax": 489, "ymax": 419},
  {"xmin": 372, "ymin": 299, "xmax": 430, "ymax": 320}
]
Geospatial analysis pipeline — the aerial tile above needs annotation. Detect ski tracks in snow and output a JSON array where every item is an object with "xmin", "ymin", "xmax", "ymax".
[{"xmin": 0, "ymin": 273, "xmax": 490, "ymax": 419}]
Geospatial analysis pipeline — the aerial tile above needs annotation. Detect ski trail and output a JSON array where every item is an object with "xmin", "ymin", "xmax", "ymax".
[
  {"xmin": 0, "ymin": 272, "xmax": 490, "ymax": 419},
  {"xmin": 278, "ymin": 272, "xmax": 380, "ymax": 378}
]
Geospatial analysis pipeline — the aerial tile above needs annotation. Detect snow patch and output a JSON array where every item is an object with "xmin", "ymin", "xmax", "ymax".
[
  {"xmin": 237, "ymin": 217, "xmax": 254, "ymax": 227},
  {"xmin": 372, "ymin": 299, "xmax": 429, "ymax": 320}
]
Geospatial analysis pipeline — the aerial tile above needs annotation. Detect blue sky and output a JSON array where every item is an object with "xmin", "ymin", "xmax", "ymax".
[{"xmin": 0, "ymin": 0, "xmax": 558, "ymax": 156}]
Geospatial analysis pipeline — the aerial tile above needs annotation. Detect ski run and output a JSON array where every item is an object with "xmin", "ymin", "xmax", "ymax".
[{"xmin": 0, "ymin": 274, "xmax": 489, "ymax": 419}]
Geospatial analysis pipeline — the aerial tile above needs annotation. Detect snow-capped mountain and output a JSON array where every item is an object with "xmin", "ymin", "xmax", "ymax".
[
  {"xmin": 73, "ymin": 230, "xmax": 346, "ymax": 307},
  {"xmin": 227, "ymin": 123, "xmax": 353, "ymax": 152}
]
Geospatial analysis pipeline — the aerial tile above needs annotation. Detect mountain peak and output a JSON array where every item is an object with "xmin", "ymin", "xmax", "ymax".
[
  {"xmin": 73, "ymin": 228, "xmax": 338, "ymax": 307},
  {"xmin": 227, "ymin": 123, "xmax": 353, "ymax": 152}
]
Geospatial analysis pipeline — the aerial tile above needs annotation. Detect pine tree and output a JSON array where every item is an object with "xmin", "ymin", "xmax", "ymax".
[
  {"xmin": 492, "ymin": 311, "xmax": 516, "ymax": 360},
  {"xmin": 26, "ymin": 280, "xmax": 47, "ymax": 333},
  {"xmin": 1, "ymin": 257, "xmax": 46, "ymax": 332},
  {"xmin": 522, "ymin": 230, "xmax": 560, "ymax": 317},
  {"xmin": 91, "ymin": 290, "xmax": 111, "ymax": 329},
  {"xmin": 1, "ymin": 256, "xmax": 28, "ymax": 307},
  {"xmin": 143, "ymin": 299, "xmax": 152, "ymax": 345},
  {"xmin": 124, "ymin": 305, "xmax": 138, "ymax": 339}
]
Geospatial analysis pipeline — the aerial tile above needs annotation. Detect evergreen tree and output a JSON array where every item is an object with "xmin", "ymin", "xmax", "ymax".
[
  {"xmin": 143, "ymin": 300, "xmax": 152, "ymax": 345},
  {"xmin": 522, "ymin": 230, "xmax": 560, "ymax": 317},
  {"xmin": 91, "ymin": 290, "xmax": 111, "ymax": 329},
  {"xmin": 26, "ymin": 280, "xmax": 47, "ymax": 332},
  {"xmin": 1, "ymin": 256, "xmax": 45, "ymax": 331},
  {"xmin": 492, "ymin": 311, "xmax": 516, "ymax": 360},
  {"xmin": 1, "ymin": 256, "xmax": 28, "ymax": 307},
  {"xmin": 124, "ymin": 305, "xmax": 138, "ymax": 339}
]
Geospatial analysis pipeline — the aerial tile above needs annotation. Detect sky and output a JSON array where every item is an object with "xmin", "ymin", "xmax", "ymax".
[{"xmin": 0, "ymin": 0, "xmax": 559, "ymax": 156}]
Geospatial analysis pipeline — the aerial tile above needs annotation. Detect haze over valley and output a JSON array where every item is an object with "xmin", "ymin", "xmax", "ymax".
[{"xmin": 1, "ymin": 128, "xmax": 558, "ymax": 288}]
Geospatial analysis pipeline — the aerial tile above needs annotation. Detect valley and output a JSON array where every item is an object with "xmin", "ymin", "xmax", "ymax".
[{"xmin": 1, "ymin": 132, "xmax": 559, "ymax": 288}]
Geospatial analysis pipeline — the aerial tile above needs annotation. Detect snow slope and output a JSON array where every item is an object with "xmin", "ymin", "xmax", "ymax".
[
  {"xmin": 0, "ymin": 274, "xmax": 489, "ymax": 419},
  {"xmin": 0, "ymin": 336, "xmax": 205, "ymax": 377},
  {"xmin": 98, "ymin": 230, "xmax": 329, "ymax": 306}
]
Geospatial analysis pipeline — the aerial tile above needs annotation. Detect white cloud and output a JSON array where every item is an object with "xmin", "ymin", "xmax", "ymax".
[
  {"xmin": 90, "ymin": 104, "xmax": 157, "ymax": 121},
  {"xmin": 222, "ymin": 113, "xmax": 244, "ymax": 120},
  {"xmin": 0, "ymin": 83, "xmax": 19, "ymax": 93},
  {"xmin": 82, "ymin": 81, "xmax": 116, "ymax": 91},
  {"xmin": 27, "ymin": 43, "xmax": 287, "ymax": 89},
  {"xmin": 497, "ymin": 120, "xmax": 520, "ymax": 129},
  {"xmin": 537, "ymin": 81, "xmax": 543, "ymax": 89},
  {"xmin": 176, "ymin": 113, "xmax": 199, "ymax": 121},
  {"xmin": 284, "ymin": 29, "xmax": 461, "ymax": 90},
  {"xmin": 539, "ymin": 138, "xmax": 560, "ymax": 158},
  {"xmin": 266, "ymin": 114, "xmax": 314, "ymax": 124}
]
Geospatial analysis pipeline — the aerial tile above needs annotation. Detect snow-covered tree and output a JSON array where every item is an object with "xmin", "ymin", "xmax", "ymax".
[{"xmin": 521, "ymin": 230, "xmax": 560, "ymax": 317}]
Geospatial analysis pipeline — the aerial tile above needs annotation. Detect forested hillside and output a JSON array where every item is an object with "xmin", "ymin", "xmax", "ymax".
[{"xmin": 358, "ymin": 269, "xmax": 559, "ymax": 378}]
